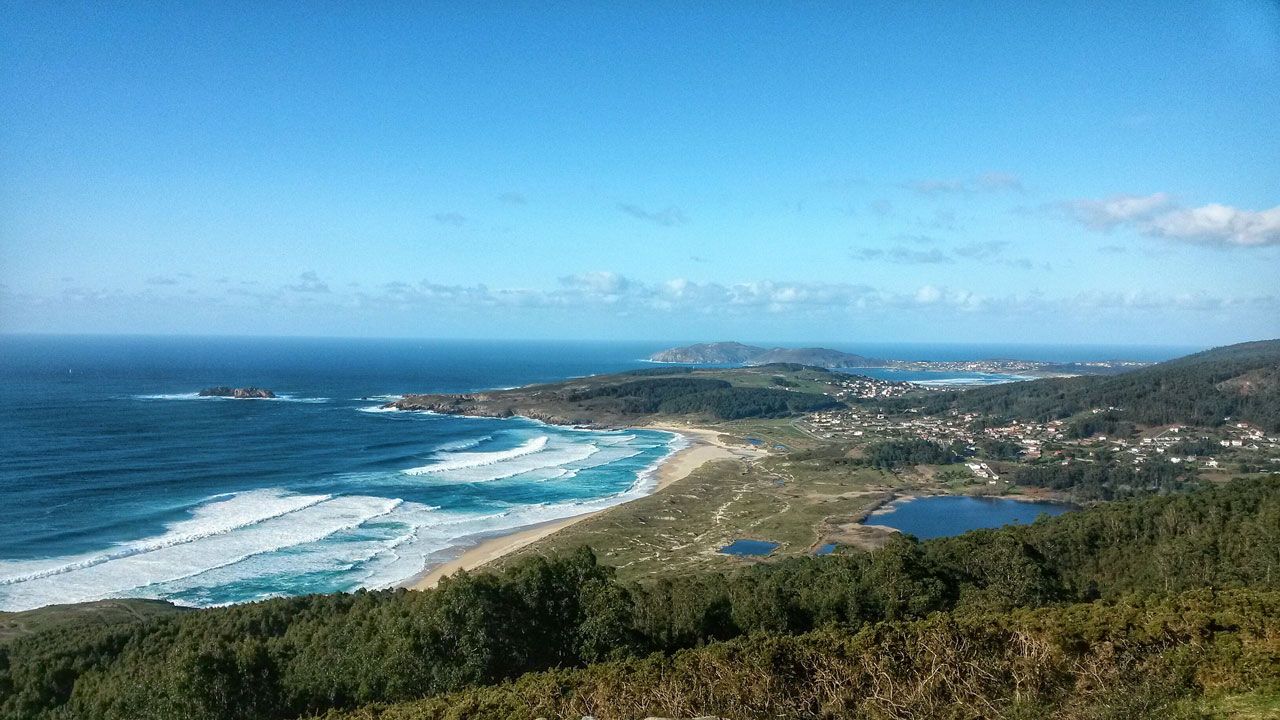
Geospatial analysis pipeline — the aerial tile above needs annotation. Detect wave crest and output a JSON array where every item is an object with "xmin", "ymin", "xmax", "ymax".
[{"xmin": 403, "ymin": 435, "xmax": 549, "ymax": 475}]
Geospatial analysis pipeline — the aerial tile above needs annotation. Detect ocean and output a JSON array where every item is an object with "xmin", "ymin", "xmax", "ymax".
[
  {"xmin": 0, "ymin": 336, "xmax": 1197, "ymax": 611},
  {"xmin": 0, "ymin": 337, "xmax": 681, "ymax": 611}
]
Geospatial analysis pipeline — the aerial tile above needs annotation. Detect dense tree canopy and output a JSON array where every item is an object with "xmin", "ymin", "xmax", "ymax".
[
  {"xmin": 567, "ymin": 378, "xmax": 841, "ymax": 419},
  {"xmin": 900, "ymin": 340, "xmax": 1280, "ymax": 431},
  {"xmin": 1012, "ymin": 456, "xmax": 1201, "ymax": 501},
  {"xmin": 859, "ymin": 438, "xmax": 962, "ymax": 469},
  {"xmin": 3, "ymin": 477, "xmax": 1276, "ymax": 720}
]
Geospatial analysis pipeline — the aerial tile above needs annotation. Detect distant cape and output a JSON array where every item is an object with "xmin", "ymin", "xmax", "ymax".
[{"xmin": 649, "ymin": 342, "xmax": 885, "ymax": 368}]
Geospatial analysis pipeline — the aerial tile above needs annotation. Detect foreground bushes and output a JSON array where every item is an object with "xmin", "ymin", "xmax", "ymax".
[
  {"xmin": 2, "ymin": 478, "xmax": 1278, "ymax": 720},
  {"xmin": 319, "ymin": 590, "xmax": 1280, "ymax": 720}
]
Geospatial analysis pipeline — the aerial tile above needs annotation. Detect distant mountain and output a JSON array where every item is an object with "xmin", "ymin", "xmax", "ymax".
[
  {"xmin": 650, "ymin": 342, "xmax": 885, "ymax": 368},
  {"xmin": 750, "ymin": 347, "xmax": 885, "ymax": 367},
  {"xmin": 915, "ymin": 339, "xmax": 1280, "ymax": 431},
  {"xmin": 648, "ymin": 342, "xmax": 768, "ymax": 364}
]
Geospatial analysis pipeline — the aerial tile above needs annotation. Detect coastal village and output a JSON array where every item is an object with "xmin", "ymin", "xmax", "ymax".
[{"xmin": 802, "ymin": 399, "xmax": 1280, "ymax": 480}]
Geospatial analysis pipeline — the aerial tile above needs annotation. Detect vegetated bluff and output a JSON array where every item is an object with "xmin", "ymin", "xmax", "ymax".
[
  {"xmin": 388, "ymin": 369, "xmax": 843, "ymax": 425},
  {"xmin": 908, "ymin": 339, "xmax": 1280, "ymax": 432}
]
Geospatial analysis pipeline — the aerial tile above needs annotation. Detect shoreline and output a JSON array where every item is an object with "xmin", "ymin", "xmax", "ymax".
[{"xmin": 406, "ymin": 423, "xmax": 755, "ymax": 590}]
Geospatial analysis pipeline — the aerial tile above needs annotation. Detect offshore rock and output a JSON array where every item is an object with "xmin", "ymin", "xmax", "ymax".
[{"xmin": 197, "ymin": 386, "xmax": 276, "ymax": 399}]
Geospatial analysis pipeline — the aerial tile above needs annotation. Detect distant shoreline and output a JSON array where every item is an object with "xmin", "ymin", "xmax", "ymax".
[
  {"xmin": 640, "ymin": 358, "xmax": 1076, "ymax": 384},
  {"xmin": 405, "ymin": 424, "xmax": 756, "ymax": 590}
]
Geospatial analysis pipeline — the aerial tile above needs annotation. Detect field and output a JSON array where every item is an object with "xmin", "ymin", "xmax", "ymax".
[{"xmin": 494, "ymin": 419, "xmax": 908, "ymax": 581}]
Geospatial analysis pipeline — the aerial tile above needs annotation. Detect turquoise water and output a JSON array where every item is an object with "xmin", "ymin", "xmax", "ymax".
[
  {"xmin": 869, "ymin": 496, "xmax": 1072, "ymax": 539},
  {"xmin": 0, "ymin": 336, "xmax": 678, "ymax": 611}
]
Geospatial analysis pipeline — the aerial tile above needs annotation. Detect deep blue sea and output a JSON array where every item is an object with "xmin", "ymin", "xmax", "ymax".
[{"xmin": 0, "ymin": 336, "xmax": 1194, "ymax": 611}]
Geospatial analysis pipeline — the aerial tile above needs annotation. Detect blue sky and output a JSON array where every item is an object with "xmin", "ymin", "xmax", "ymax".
[{"xmin": 1, "ymin": 1, "xmax": 1277, "ymax": 345}]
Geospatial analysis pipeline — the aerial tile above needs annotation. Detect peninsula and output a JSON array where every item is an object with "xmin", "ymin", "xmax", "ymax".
[
  {"xmin": 386, "ymin": 364, "xmax": 850, "ymax": 426},
  {"xmin": 649, "ymin": 341, "xmax": 1151, "ymax": 376}
]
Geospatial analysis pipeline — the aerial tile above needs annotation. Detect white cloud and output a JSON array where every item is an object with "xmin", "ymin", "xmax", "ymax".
[
  {"xmin": 915, "ymin": 285, "xmax": 942, "ymax": 304},
  {"xmin": 1143, "ymin": 204, "xmax": 1280, "ymax": 247},
  {"xmin": 1064, "ymin": 193, "xmax": 1173, "ymax": 230},
  {"xmin": 1064, "ymin": 193, "xmax": 1280, "ymax": 248},
  {"xmin": 6, "ymin": 272, "xmax": 1275, "ymax": 340},
  {"xmin": 559, "ymin": 271, "xmax": 631, "ymax": 298}
]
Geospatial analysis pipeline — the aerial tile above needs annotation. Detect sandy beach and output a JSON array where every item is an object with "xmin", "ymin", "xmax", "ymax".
[{"xmin": 408, "ymin": 423, "xmax": 755, "ymax": 590}]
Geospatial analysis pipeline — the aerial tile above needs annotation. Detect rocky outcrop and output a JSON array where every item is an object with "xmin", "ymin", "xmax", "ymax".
[{"xmin": 198, "ymin": 386, "xmax": 276, "ymax": 399}]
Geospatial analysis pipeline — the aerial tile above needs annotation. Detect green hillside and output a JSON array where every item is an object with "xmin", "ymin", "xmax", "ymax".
[
  {"xmin": 911, "ymin": 339, "xmax": 1280, "ymax": 431},
  {"xmin": 3, "ymin": 477, "xmax": 1276, "ymax": 720},
  {"xmin": 314, "ymin": 590, "xmax": 1279, "ymax": 720}
]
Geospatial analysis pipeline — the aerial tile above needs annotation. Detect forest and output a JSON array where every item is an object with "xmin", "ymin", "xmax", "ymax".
[
  {"xmin": 859, "ymin": 438, "xmax": 961, "ymax": 469},
  {"xmin": 3, "ymin": 476, "xmax": 1276, "ymax": 719},
  {"xmin": 900, "ymin": 339, "xmax": 1280, "ymax": 431},
  {"xmin": 566, "ymin": 377, "xmax": 841, "ymax": 419},
  {"xmin": 316, "ymin": 590, "xmax": 1278, "ymax": 719},
  {"xmin": 1012, "ymin": 455, "xmax": 1202, "ymax": 501}
]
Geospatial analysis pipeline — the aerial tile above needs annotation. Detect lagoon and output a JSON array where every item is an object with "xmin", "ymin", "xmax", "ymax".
[
  {"xmin": 719, "ymin": 539, "xmax": 780, "ymax": 556},
  {"xmin": 869, "ymin": 495, "xmax": 1071, "ymax": 540}
]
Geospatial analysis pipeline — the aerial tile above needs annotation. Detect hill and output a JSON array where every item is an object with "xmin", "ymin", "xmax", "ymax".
[
  {"xmin": 389, "ymin": 365, "xmax": 845, "ymax": 425},
  {"xmin": 650, "ymin": 342, "xmax": 885, "ymax": 367},
  {"xmin": 910, "ymin": 339, "xmax": 1280, "ymax": 432},
  {"xmin": 3, "ymin": 477, "xmax": 1276, "ymax": 719},
  {"xmin": 646, "ymin": 341, "xmax": 767, "ymax": 364}
]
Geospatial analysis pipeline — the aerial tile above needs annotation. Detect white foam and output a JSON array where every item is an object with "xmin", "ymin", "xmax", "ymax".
[
  {"xmin": 0, "ymin": 428, "xmax": 688, "ymax": 610},
  {"xmin": 426, "ymin": 442, "xmax": 600, "ymax": 483},
  {"xmin": 0, "ymin": 489, "xmax": 331, "ymax": 586},
  {"xmin": 403, "ymin": 435, "xmax": 549, "ymax": 475},
  {"xmin": 357, "ymin": 405, "xmax": 400, "ymax": 413},
  {"xmin": 0, "ymin": 491, "xmax": 401, "ymax": 611}
]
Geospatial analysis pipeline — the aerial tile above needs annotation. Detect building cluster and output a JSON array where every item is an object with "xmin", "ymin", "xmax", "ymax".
[
  {"xmin": 802, "ymin": 408, "xmax": 1280, "ymax": 474},
  {"xmin": 826, "ymin": 375, "xmax": 914, "ymax": 400}
]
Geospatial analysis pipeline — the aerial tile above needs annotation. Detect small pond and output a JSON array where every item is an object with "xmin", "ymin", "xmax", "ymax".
[
  {"xmin": 869, "ymin": 495, "xmax": 1072, "ymax": 540},
  {"xmin": 719, "ymin": 539, "xmax": 780, "ymax": 556}
]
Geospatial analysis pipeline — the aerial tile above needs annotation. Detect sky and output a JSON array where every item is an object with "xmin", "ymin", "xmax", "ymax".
[{"xmin": 1, "ymin": 1, "xmax": 1278, "ymax": 346}]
